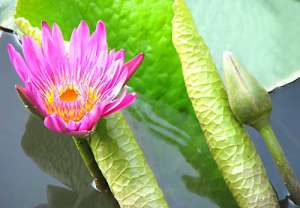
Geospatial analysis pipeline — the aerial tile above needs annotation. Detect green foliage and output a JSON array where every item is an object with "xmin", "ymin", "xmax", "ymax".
[
  {"xmin": 15, "ymin": 0, "xmax": 192, "ymax": 114},
  {"xmin": 14, "ymin": 0, "xmax": 298, "ymax": 207},
  {"xmin": 90, "ymin": 112, "xmax": 169, "ymax": 208}
]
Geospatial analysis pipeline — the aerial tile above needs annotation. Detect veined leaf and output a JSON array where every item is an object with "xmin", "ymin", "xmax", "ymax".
[
  {"xmin": 172, "ymin": 0, "xmax": 278, "ymax": 207},
  {"xmin": 90, "ymin": 112, "xmax": 169, "ymax": 208}
]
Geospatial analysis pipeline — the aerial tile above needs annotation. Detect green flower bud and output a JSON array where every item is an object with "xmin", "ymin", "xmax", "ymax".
[{"xmin": 223, "ymin": 51, "xmax": 272, "ymax": 126}]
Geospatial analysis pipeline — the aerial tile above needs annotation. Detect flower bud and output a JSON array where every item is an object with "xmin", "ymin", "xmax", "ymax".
[{"xmin": 223, "ymin": 51, "xmax": 272, "ymax": 126}]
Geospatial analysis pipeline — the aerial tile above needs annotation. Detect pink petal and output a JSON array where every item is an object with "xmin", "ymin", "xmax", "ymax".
[
  {"xmin": 7, "ymin": 44, "xmax": 29, "ymax": 82},
  {"xmin": 15, "ymin": 84, "xmax": 44, "ymax": 118},
  {"xmin": 94, "ymin": 20, "xmax": 107, "ymax": 50},
  {"xmin": 41, "ymin": 22, "xmax": 53, "ymax": 54},
  {"xmin": 44, "ymin": 114, "xmax": 68, "ymax": 133},
  {"xmin": 22, "ymin": 36, "xmax": 50, "ymax": 91},
  {"xmin": 100, "ymin": 62, "xmax": 127, "ymax": 100},
  {"xmin": 44, "ymin": 103, "xmax": 105, "ymax": 135},
  {"xmin": 69, "ymin": 21, "xmax": 90, "ymax": 79},
  {"xmin": 77, "ymin": 21, "xmax": 90, "ymax": 43},
  {"xmin": 103, "ymin": 92, "xmax": 136, "ymax": 117},
  {"xmin": 44, "ymin": 114, "xmax": 94, "ymax": 136},
  {"xmin": 83, "ymin": 21, "xmax": 109, "ymax": 81},
  {"xmin": 41, "ymin": 22, "xmax": 66, "ymax": 83},
  {"xmin": 41, "ymin": 21, "xmax": 51, "ymax": 33},
  {"xmin": 22, "ymin": 36, "xmax": 45, "ymax": 74},
  {"xmin": 25, "ymin": 81, "xmax": 47, "ymax": 116},
  {"xmin": 123, "ymin": 52, "xmax": 144, "ymax": 82},
  {"xmin": 67, "ymin": 121, "xmax": 81, "ymax": 131},
  {"xmin": 51, "ymin": 23, "xmax": 65, "ymax": 54},
  {"xmin": 41, "ymin": 23, "xmax": 57, "ymax": 82},
  {"xmin": 88, "ymin": 21, "xmax": 107, "ymax": 55},
  {"xmin": 79, "ymin": 103, "xmax": 105, "ymax": 131},
  {"xmin": 15, "ymin": 84, "xmax": 33, "ymax": 107},
  {"xmin": 115, "ymin": 49, "xmax": 125, "ymax": 60}
]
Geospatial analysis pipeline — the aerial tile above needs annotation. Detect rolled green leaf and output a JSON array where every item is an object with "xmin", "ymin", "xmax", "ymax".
[
  {"xmin": 89, "ymin": 112, "xmax": 169, "ymax": 208},
  {"xmin": 172, "ymin": 0, "xmax": 278, "ymax": 207}
]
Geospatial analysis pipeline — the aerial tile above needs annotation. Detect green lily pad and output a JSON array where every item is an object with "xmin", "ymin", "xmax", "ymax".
[
  {"xmin": 185, "ymin": 0, "xmax": 300, "ymax": 91},
  {"xmin": 15, "ymin": 0, "xmax": 193, "ymax": 115}
]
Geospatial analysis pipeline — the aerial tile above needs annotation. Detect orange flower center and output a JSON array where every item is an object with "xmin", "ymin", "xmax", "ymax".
[
  {"xmin": 59, "ymin": 88, "xmax": 79, "ymax": 102},
  {"xmin": 44, "ymin": 85, "xmax": 99, "ymax": 123}
]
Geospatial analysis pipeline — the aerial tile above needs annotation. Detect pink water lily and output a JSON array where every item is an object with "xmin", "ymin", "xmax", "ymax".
[{"xmin": 7, "ymin": 20, "xmax": 143, "ymax": 135}]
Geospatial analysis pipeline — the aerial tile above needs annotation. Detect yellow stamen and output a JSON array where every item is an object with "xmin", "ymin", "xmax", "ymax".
[{"xmin": 45, "ymin": 86, "xmax": 98, "ymax": 123}]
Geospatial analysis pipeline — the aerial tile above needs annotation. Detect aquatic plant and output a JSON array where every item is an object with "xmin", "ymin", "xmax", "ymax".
[{"xmin": 7, "ymin": 20, "xmax": 143, "ymax": 135}]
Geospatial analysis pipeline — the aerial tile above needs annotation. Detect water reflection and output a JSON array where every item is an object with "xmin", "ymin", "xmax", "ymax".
[
  {"xmin": 46, "ymin": 185, "xmax": 117, "ymax": 208},
  {"xmin": 2, "ymin": 29, "xmax": 300, "ymax": 207},
  {"xmin": 22, "ymin": 116, "xmax": 119, "ymax": 208},
  {"xmin": 22, "ymin": 101, "xmax": 236, "ymax": 208}
]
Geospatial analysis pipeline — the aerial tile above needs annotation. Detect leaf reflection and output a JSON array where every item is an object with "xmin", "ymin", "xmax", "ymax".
[{"xmin": 22, "ymin": 116, "xmax": 119, "ymax": 208}]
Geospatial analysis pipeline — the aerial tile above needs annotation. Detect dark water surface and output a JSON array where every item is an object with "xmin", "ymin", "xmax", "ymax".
[{"xmin": 0, "ymin": 32, "xmax": 300, "ymax": 208}]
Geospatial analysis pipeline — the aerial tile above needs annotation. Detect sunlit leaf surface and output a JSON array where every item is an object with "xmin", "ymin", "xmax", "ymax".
[
  {"xmin": 15, "ymin": 0, "xmax": 192, "ymax": 114},
  {"xmin": 0, "ymin": 0, "xmax": 16, "ymax": 28}
]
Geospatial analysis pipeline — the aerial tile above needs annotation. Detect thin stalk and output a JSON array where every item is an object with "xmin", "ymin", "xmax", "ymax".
[
  {"xmin": 254, "ymin": 119, "xmax": 300, "ymax": 205},
  {"xmin": 72, "ymin": 136, "xmax": 109, "ymax": 192}
]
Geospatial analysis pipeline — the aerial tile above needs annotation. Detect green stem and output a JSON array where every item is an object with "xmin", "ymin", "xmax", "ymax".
[
  {"xmin": 254, "ymin": 119, "xmax": 300, "ymax": 205},
  {"xmin": 72, "ymin": 136, "xmax": 109, "ymax": 192}
]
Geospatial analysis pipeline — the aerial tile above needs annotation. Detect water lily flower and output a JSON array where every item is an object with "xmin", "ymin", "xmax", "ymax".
[{"xmin": 7, "ymin": 20, "xmax": 144, "ymax": 135}]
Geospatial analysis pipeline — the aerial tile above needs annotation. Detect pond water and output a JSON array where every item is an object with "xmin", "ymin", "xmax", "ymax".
[{"xmin": 0, "ymin": 32, "xmax": 300, "ymax": 208}]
